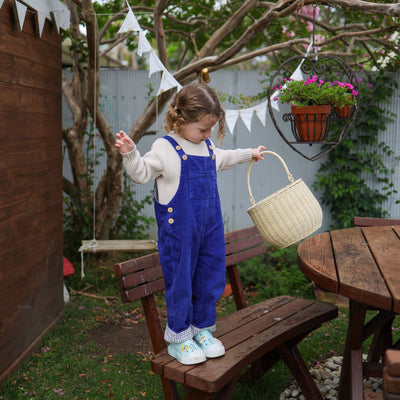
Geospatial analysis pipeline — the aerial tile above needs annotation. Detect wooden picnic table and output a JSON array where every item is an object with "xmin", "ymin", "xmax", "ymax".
[{"xmin": 297, "ymin": 225, "xmax": 400, "ymax": 400}]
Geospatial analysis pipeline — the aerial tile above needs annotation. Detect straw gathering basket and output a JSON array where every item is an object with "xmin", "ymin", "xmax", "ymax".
[{"xmin": 246, "ymin": 151, "xmax": 323, "ymax": 248}]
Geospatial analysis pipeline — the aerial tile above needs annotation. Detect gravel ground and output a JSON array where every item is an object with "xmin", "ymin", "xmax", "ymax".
[{"xmin": 279, "ymin": 355, "xmax": 383, "ymax": 400}]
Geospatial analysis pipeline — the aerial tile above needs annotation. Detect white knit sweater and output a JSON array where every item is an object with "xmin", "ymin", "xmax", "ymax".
[{"xmin": 121, "ymin": 132, "xmax": 253, "ymax": 204}]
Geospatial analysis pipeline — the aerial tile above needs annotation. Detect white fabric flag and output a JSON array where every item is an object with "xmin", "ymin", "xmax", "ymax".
[
  {"xmin": 35, "ymin": 9, "xmax": 47, "ymax": 36},
  {"xmin": 22, "ymin": 0, "xmax": 50, "ymax": 36},
  {"xmin": 239, "ymin": 108, "xmax": 254, "ymax": 132},
  {"xmin": 51, "ymin": 8, "xmax": 70, "ymax": 33},
  {"xmin": 254, "ymin": 101, "xmax": 267, "ymax": 126},
  {"xmin": 225, "ymin": 110, "xmax": 240, "ymax": 135},
  {"xmin": 157, "ymin": 70, "xmax": 182, "ymax": 96},
  {"xmin": 118, "ymin": 6, "xmax": 141, "ymax": 34},
  {"xmin": 14, "ymin": 1, "xmax": 27, "ymax": 31},
  {"xmin": 149, "ymin": 50, "xmax": 167, "ymax": 77},
  {"xmin": 138, "ymin": 30, "xmax": 152, "ymax": 56}
]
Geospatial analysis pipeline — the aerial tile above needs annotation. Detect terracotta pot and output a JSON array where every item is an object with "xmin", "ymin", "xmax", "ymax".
[
  {"xmin": 334, "ymin": 104, "xmax": 352, "ymax": 119},
  {"xmin": 291, "ymin": 104, "xmax": 332, "ymax": 142}
]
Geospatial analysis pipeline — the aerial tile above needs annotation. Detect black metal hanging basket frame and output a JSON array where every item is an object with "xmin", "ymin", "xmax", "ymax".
[{"xmin": 268, "ymin": 53, "xmax": 360, "ymax": 161}]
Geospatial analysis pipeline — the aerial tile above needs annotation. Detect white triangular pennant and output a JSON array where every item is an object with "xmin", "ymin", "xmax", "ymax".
[
  {"xmin": 36, "ymin": 9, "xmax": 46, "ymax": 36},
  {"xmin": 254, "ymin": 101, "xmax": 267, "ymax": 126},
  {"xmin": 149, "ymin": 50, "xmax": 167, "ymax": 77},
  {"xmin": 225, "ymin": 110, "xmax": 239, "ymax": 135},
  {"xmin": 270, "ymin": 88, "xmax": 281, "ymax": 111},
  {"xmin": 138, "ymin": 31, "xmax": 152, "ymax": 56},
  {"xmin": 51, "ymin": 8, "xmax": 70, "ymax": 33},
  {"xmin": 291, "ymin": 64, "xmax": 304, "ymax": 82},
  {"xmin": 157, "ymin": 71, "xmax": 182, "ymax": 96},
  {"xmin": 14, "ymin": 1, "xmax": 27, "ymax": 31},
  {"xmin": 239, "ymin": 108, "xmax": 254, "ymax": 132},
  {"xmin": 118, "ymin": 6, "xmax": 141, "ymax": 34}
]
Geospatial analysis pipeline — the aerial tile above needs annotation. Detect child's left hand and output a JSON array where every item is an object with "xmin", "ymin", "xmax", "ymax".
[{"xmin": 252, "ymin": 146, "xmax": 266, "ymax": 162}]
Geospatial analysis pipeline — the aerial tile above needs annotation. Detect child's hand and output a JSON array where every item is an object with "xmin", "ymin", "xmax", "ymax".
[
  {"xmin": 115, "ymin": 130, "xmax": 135, "ymax": 153},
  {"xmin": 251, "ymin": 145, "xmax": 266, "ymax": 162}
]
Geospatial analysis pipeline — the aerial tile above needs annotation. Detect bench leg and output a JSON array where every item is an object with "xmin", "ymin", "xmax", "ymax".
[
  {"xmin": 277, "ymin": 342, "xmax": 323, "ymax": 400},
  {"xmin": 215, "ymin": 375, "xmax": 240, "ymax": 400},
  {"xmin": 160, "ymin": 376, "xmax": 180, "ymax": 400},
  {"xmin": 181, "ymin": 388, "xmax": 214, "ymax": 400}
]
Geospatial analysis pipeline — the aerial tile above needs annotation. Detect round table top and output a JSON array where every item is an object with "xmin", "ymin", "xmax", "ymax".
[{"xmin": 297, "ymin": 225, "xmax": 400, "ymax": 312}]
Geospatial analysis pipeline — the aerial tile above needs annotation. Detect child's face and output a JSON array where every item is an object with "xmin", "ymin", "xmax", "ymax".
[{"xmin": 179, "ymin": 114, "xmax": 219, "ymax": 144}]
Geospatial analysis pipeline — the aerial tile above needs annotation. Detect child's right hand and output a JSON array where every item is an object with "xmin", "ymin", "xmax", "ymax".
[{"xmin": 115, "ymin": 130, "xmax": 135, "ymax": 153}]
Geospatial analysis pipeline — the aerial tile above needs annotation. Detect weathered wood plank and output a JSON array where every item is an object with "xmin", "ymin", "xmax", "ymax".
[
  {"xmin": 297, "ymin": 231, "xmax": 338, "ymax": 293},
  {"xmin": 331, "ymin": 228, "xmax": 391, "ymax": 310},
  {"xmin": 362, "ymin": 226, "xmax": 400, "ymax": 313},
  {"xmin": 82, "ymin": 240, "xmax": 157, "ymax": 252}
]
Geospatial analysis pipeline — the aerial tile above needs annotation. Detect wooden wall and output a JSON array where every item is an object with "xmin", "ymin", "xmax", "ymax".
[{"xmin": 0, "ymin": 0, "xmax": 64, "ymax": 381}]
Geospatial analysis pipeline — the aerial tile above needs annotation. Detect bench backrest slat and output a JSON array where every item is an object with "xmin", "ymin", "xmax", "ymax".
[
  {"xmin": 114, "ymin": 252, "xmax": 160, "ymax": 276},
  {"xmin": 121, "ymin": 278, "xmax": 165, "ymax": 303},
  {"xmin": 114, "ymin": 226, "xmax": 266, "ymax": 304}
]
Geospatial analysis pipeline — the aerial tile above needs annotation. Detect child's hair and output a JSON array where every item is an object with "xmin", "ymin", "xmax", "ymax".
[{"xmin": 164, "ymin": 83, "xmax": 226, "ymax": 143}]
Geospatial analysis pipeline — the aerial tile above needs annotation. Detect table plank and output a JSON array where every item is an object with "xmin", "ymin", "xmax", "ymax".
[
  {"xmin": 297, "ymin": 232, "xmax": 338, "ymax": 293},
  {"xmin": 331, "ymin": 228, "xmax": 391, "ymax": 310},
  {"xmin": 362, "ymin": 226, "xmax": 400, "ymax": 313}
]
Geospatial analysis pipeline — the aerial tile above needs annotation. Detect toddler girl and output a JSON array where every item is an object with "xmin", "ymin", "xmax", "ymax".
[{"xmin": 115, "ymin": 83, "xmax": 265, "ymax": 365}]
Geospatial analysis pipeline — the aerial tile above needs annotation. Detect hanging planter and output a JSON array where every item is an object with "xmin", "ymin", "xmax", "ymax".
[
  {"xmin": 290, "ymin": 104, "xmax": 332, "ymax": 142},
  {"xmin": 334, "ymin": 96, "xmax": 354, "ymax": 119},
  {"xmin": 268, "ymin": 54, "xmax": 360, "ymax": 161}
]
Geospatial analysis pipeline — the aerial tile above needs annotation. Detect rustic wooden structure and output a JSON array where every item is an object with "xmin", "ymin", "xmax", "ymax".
[
  {"xmin": 0, "ymin": 0, "xmax": 68, "ymax": 382},
  {"xmin": 298, "ymin": 225, "xmax": 400, "ymax": 400},
  {"xmin": 353, "ymin": 216, "xmax": 400, "ymax": 227},
  {"xmin": 114, "ymin": 226, "xmax": 338, "ymax": 399},
  {"xmin": 364, "ymin": 349, "xmax": 400, "ymax": 400},
  {"xmin": 81, "ymin": 239, "xmax": 157, "ymax": 252}
]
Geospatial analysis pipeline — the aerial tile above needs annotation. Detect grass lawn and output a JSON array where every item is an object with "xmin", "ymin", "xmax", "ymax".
[{"xmin": 0, "ymin": 251, "xmax": 397, "ymax": 399}]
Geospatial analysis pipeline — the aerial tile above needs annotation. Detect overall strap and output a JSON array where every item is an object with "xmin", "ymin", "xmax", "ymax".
[
  {"xmin": 162, "ymin": 135, "xmax": 186, "ymax": 158},
  {"xmin": 205, "ymin": 139, "xmax": 215, "ymax": 157}
]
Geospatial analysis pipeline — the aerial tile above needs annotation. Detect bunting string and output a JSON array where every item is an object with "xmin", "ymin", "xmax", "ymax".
[{"xmin": 6, "ymin": 0, "xmax": 315, "ymax": 136}]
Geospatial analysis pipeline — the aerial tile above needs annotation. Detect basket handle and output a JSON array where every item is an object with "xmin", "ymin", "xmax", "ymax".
[{"xmin": 247, "ymin": 150, "xmax": 295, "ymax": 206}]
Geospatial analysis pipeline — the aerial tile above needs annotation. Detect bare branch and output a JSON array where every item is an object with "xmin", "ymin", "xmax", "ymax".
[{"xmin": 154, "ymin": 0, "xmax": 170, "ymax": 68}]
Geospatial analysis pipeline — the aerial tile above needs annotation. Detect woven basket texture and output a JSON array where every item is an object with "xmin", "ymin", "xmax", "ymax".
[{"xmin": 246, "ymin": 151, "xmax": 323, "ymax": 248}]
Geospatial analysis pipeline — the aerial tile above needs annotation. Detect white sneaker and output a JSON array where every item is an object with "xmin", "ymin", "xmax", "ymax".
[
  {"xmin": 194, "ymin": 330, "xmax": 225, "ymax": 358},
  {"xmin": 168, "ymin": 339, "xmax": 206, "ymax": 365}
]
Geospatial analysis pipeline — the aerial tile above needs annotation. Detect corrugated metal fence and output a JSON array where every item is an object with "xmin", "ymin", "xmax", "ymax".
[{"xmin": 62, "ymin": 70, "xmax": 400, "ymax": 239}]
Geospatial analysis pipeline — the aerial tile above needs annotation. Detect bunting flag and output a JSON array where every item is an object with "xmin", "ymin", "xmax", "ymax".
[
  {"xmin": 225, "ymin": 109, "xmax": 240, "ymax": 134},
  {"xmin": 11, "ymin": 0, "xmax": 69, "ymax": 36},
  {"xmin": 106, "ymin": 3, "xmax": 314, "ymax": 134},
  {"xmin": 118, "ymin": 3, "xmax": 182, "ymax": 95},
  {"xmin": 14, "ymin": 1, "xmax": 27, "ymax": 31},
  {"xmin": 137, "ymin": 30, "xmax": 152, "ymax": 56},
  {"xmin": 117, "ymin": 6, "xmax": 141, "ymax": 34}
]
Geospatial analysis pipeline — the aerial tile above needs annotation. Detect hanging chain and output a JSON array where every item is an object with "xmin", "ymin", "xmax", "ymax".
[{"xmin": 311, "ymin": 1, "xmax": 318, "ymax": 61}]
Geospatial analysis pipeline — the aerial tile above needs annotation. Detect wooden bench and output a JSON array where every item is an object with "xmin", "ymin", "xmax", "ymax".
[{"xmin": 114, "ymin": 226, "xmax": 338, "ymax": 399}]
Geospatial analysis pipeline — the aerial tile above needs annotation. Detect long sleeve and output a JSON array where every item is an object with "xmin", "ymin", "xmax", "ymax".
[
  {"xmin": 121, "ymin": 145, "xmax": 163, "ymax": 184},
  {"xmin": 214, "ymin": 147, "xmax": 253, "ymax": 171}
]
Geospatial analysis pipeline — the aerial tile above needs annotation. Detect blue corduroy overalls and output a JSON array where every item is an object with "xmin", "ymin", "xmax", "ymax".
[{"xmin": 154, "ymin": 136, "xmax": 226, "ymax": 343}]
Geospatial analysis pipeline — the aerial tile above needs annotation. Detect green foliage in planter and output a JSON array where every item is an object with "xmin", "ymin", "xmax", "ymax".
[{"xmin": 313, "ymin": 72, "xmax": 399, "ymax": 228}]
